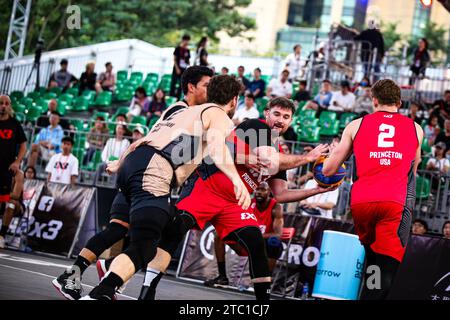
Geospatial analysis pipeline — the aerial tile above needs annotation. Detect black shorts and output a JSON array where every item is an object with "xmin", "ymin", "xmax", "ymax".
[
  {"xmin": 109, "ymin": 191, "xmax": 130, "ymax": 223},
  {"xmin": 117, "ymin": 145, "xmax": 172, "ymax": 215},
  {"xmin": 0, "ymin": 170, "xmax": 13, "ymax": 201}
]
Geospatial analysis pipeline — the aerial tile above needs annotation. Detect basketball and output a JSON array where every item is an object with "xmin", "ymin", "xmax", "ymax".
[{"xmin": 313, "ymin": 156, "xmax": 346, "ymax": 188}]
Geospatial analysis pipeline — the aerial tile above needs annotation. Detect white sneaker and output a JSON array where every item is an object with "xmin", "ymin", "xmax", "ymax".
[
  {"xmin": 0, "ymin": 236, "xmax": 6, "ymax": 249},
  {"xmin": 79, "ymin": 295, "xmax": 97, "ymax": 300}
]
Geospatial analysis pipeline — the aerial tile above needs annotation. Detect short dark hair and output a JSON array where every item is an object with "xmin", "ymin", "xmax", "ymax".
[
  {"xmin": 61, "ymin": 136, "xmax": 74, "ymax": 145},
  {"xmin": 282, "ymin": 69, "xmax": 290, "ymax": 75},
  {"xmin": 96, "ymin": 116, "xmax": 105, "ymax": 122},
  {"xmin": 371, "ymin": 79, "xmax": 401, "ymax": 106},
  {"xmin": 293, "ymin": 44, "xmax": 301, "ymax": 51},
  {"xmin": 442, "ymin": 221, "xmax": 450, "ymax": 233},
  {"xmin": 299, "ymin": 80, "xmax": 307, "ymax": 86},
  {"xmin": 221, "ymin": 67, "xmax": 229, "ymax": 72},
  {"xmin": 105, "ymin": 62, "xmax": 112, "ymax": 67},
  {"xmin": 207, "ymin": 75, "xmax": 242, "ymax": 105},
  {"xmin": 245, "ymin": 93, "xmax": 255, "ymax": 100},
  {"xmin": 135, "ymin": 87, "xmax": 147, "ymax": 97},
  {"xmin": 238, "ymin": 65, "xmax": 245, "ymax": 70},
  {"xmin": 50, "ymin": 111, "xmax": 61, "ymax": 117},
  {"xmin": 340, "ymin": 80, "xmax": 350, "ymax": 89},
  {"xmin": 181, "ymin": 66, "xmax": 214, "ymax": 95},
  {"xmin": 182, "ymin": 34, "xmax": 191, "ymax": 41},
  {"xmin": 444, "ymin": 90, "xmax": 450, "ymax": 95},
  {"xmin": 322, "ymin": 79, "xmax": 331, "ymax": 84},
  {"xmin": 25, "ymin": 166, "xmax": 36, "ymax": 178},
  {"xmin": 267, "ymin": 97, "xmax": 295, "ymax": 115},
  {"xmin": 413, "ymin": 219, "xmax": 428, "ymax": 231},
  {"xmin": 254, "ymin": 67, "xmax": 261, "ymax": 73},
  {"xmin": 60, "ymin": 59, "xmax": 68, "ymax": 65}
]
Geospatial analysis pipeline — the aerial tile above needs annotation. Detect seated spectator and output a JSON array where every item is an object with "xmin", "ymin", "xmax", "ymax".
[
  {"xmin": 132, "ymin": 125, "xmax": 145, "ymax": 142},
  {"xmin": 221, "ymin": 67, "xmax": 229, "ymax": 75},
  {"xmin": 24, "ymin": 166, "xmax": 37, "ymax": 180},
  {"xmin": 430, "ymin": 90, "xmax": 450, "ymax": 128},
  {"xmin": 144, "ymin": 89, "xmax": 167, "ymax": 122},
  {"xmin": 236, "ymin": 65, "xmax": 250, "ymax": 95},
  {"xmin": 247, "ymin": 68, "xmax": 266, "ymax": 99},
  {"xmin": 37, "ymin": 99, "xmax": 70, "ymax": 131},
  {"xmin": 329, "ymin": 80, "xmax": 355, "ymax": 112},
  {"xmin": 352, "ymin": 76, "xmax": 371, "ymax": 97},
  {"xmin": 232, "ymin": 93, "xmax": 259, "ymax": 125},
  {"xmin": 45, "ymin": 136, "xmax": 78, "ymax": 185},
  {"xmin": 424, "ymin": 115, "xmax": 440, "ymax": 146},
  {"xmin": 426, "ymin": 142, "xmax": 449, "ymax": 174},
  {"xmin": 48, "ymin": 59, "xmax": 78, "ymax": 91},
  {"xmin": 101, "ymin": 123, "xmax": 130, "ymax": 162},
  {"xmin": 412, "ymin": 219, "xmax": 428, "ymax": 235},
  {"xmin": 442, "ymin": 221, "xmax": 450, "ymax": 239},
  {"xmin": 83, "ymin": 116, "xmax": 109, "ymax": 166},
  {"xmin": 353, "ymin": 86, "xmax": 373, "ymax": 115},
  {"xmin": 293, "ymin": 80, "xmax": 311, "ymax": 104},
  {"xmin": 267, "ymin": 70, "xmax": 292, "ymax": 98},
  {"xmin": 95, "ymin": 62, "xmax": 115, "ymax": 93},
  {"xmin": 299, "ymin": 178, "xmax": 339, "ymax": 219},
  {"xmin": 303, "ymin": 100, "xmax": 320, "ymax": 111},
  {"xmin": 79, "ymin": 62, "xmax": 97, "ymax": 93},
  {"xmin": 285, "ymin": 44, "xmax": 304, "ymax": 81},
  {"xmin": 28, "ymin": 111, "xmax": 64, "ymax": 168},
  {"xmin": 408, "ymin": 101, "xmax": 424, "ymax": 125},
  {"xmin": 127, "ymin": 87, "xmax": 150, "ymax": 122},
  {"xmin": 314, "ymin": 79, "xmax": 333, "ymax": 108},
  {"xmin": 435, "ymin": 119, "xmax": 450, "ymax": 153},
  {"xmin": 114, "ymin": 113, "xmax": 127, "ymax": 124}
]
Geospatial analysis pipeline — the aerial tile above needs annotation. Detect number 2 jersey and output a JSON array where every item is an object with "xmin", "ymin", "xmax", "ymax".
[{"xmin": 351, "ymin": 111, "xmax": 418, "ymax": 208}]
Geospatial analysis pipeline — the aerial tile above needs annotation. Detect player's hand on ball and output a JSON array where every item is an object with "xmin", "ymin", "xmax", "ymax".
[
  {"xmin": 233, "ymin": 178, "xmax": 251, "ymax": 210},
  {"xmin": 316, "ymin": 185, "xmax": 339, "ymax": 193},
  {"xmin": 307, "ymin": 144, "xmax": 329, "ymax": 163},
  {"xmin": 106, "ymin": 160, "xmax": 120, "ymax": 175}
]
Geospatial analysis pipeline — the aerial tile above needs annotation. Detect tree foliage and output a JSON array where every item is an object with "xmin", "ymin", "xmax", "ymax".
[{"xmin": 0, "ymin": 0, "xmax": 255, "ymax": 57}]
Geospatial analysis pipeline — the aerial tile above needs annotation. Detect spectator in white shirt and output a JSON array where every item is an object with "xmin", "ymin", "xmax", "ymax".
[
  {"xmin": 353, "ymin": 86, "xmax": 374, "ymax": 115},
  {"xmin": 427, "ymin": 142, "xmax": 449, "ymax": 174},
  {"xmin": 329, "ymin": 80, "xmax": 356, "ymax": 112},
  {"xmin": 101, "ymin": 124, "xmax": 130, "ymax": 162},
  {"xmin": 299, "ymin": 178, "xmax": 339, "ymax": 219},
  {"xmin": 284, "ymin": 44, "xmax": 304, "ymax": 81},
  {"xmin": 232, "ymin": 93, "xmax": 260, "ymax": 125},
  {"xmin": 267, "ymin": 70, "xmax": 292, "ymax": 98},
  {"xmin": 45, "ymin": 136, "xmax": 79, "ymax": 185}
]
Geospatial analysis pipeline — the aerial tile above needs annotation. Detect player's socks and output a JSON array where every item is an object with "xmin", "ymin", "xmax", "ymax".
[
  {"xmin": 138, "ymin": 267, "xmax": 164, "ymax": 300},
  {"xmin": 253, "ymin": 282, "xmax": 271, "ymax": 301},
  {"xmin": 104, "ymin": 256, "xmax": 115, "ymax": 270},
  {"xmin": 0, "ymin": 225, "xmax": 8, "ymax": 237},
  {"xmin": 90, "ymin": 271, "xmax": 123, "ymax": 300},
  {"xmin": 73, "ymin": 256, "xmax": 91, "ymax": 276},
  {"xmin": 218, "ymin": 261, "xmax": 227, "ymax": 278}
]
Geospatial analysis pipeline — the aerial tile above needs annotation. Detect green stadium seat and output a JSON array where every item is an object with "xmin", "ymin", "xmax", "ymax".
[
  {"xmin": 297, "ymin": 125, "xmax": 321, "ymax": 143},
  {"xmin": 320, "ymin": 120, "xmax": 340, "ymax": 136},
  {"xmin": 66, "ymin": 87, "xmax": 79, "ymax": 97},
  {"xmin": 72, "ymin": 148, "xmax": 86, "ymax": 164},
  {"xmin": 49, "ymin": 87, "xmax": 63, "ymax": 96},
  {"xmin": 256, "ymin": 97, "xmax": 270, "ymax": 113},
  {"xmin": 92, "ymin": 111, "xmax": 110, "ymax": 122},
  {"xmin": 296, "ymin": 108, "xmax": 316, "ymax": 120},
  {"xmin": 73, "ymin": 96, "xmax": 90, "ymax": 112},
  {"xmin": 44, "ymin": 92, "xmax": 58, "ymax": 100},
  {"xmin": 311, "ymin": 83, "xmax": 320, "ymax": 97},
  {"xmin": 59, "ymin": 93, "xmax": 74, "ymax": 105},
  {"xmin": 35, "ymin": 98, "xmax": 51, "ymax": 113},
  {"xmin": 94, "ymin": 91, "xmax": 112, "ymax": 107},
  {"xmin": 74, "ymin": 134, "xmax": 87, "ymax": 150},
  {"xmin": 70, "ymin": 119, "xmax": 88, "ymax": 132},
  {"xmin": 131, "ymin": 115, "xmax": 147, "ymax": 126},
  {"xmin": 10, "ymin": 91, "xmax": 24, "ymax": 101},
  {"xmin": 13, "ymin": 104, "xmax": 26, "ymax": 114},
  {"xmin": 114, "ymin": 106, "xmax": 130, "ymax": 117},
  {"xmin": 145, "ymin": 73, "xmax": 159, "ymax": 83},
  {"xmin": 26, "ymin": 106, "xmax": 43, "ymax": 122},
  {"xmin": 339, "ymin": 112, "xmax": 357, "ymax": 129},
  {"xmin": 57, "ymin": 100, "xmax": 68, "ymax": 116},
  {"xmin": 82, "ymin": 90, "xmax": 96, "ymax": 104},
  {"xmin": 130, "ymin": 72, "xmax": 144, "ymax": 84},
  {"xmin": 148, "ymin": 116, "xmax": 159, "ymax": 129},
  {"xmin": 82, "ymin": 150, "xmax": 103, "ymax": 171},
  {"xmin": 117, "ymin": 70, "xmax": 128, "ymax": 82},
  {"xmin": 35, "ymin": 87, "xmax": 47, "ymax": 96},
  {"xmin": 421, "ymin": 138, "xmax": 432, "ymax": 154},
  {"xmin": 115, "ymin": 87, "xmax": 134, "ymax": 102},
  {"xmin": 27, "ymin": 91, "xmax": 41, "ymax": 102},
  {"xmin": 261, "ymin": 75, "xmax": 270, "ymax": 85},
  {"xmin": 14, "ymin": 112, "xmax": 26, "ymax": 122},
  {"xmin": 415, "ymin": 175, "xmax": 430, "ymax": 199},
  {"xmin": 165, "ymin": 96, "xmax": 177, "ymax": 106}
]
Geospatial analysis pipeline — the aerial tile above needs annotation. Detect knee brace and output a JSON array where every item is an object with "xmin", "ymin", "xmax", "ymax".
[
  {"xmin": 158, "ymin": 211, "xmax": 196, "ymax": 255},
  {"xmin": 85, "ymin": 222, "xmax": 128, "ymax": 257},
  {"xmin": 229, "ymin": 226, "xmax": 270, "ymax": 280},
  {"xmin": 266, "ymin": 236, "xmax": 283, "ymax": 259},
  {"xmin": 123, "ymin": 238, "xmax": 159, "ymax": 271}
]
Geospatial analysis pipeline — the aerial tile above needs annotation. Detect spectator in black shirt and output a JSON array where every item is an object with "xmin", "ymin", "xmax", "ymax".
[
  {"xmin": 354, "ymin": 20, "xmax": 385, "ymax": 80},
  {"xmin": 145, "ymin": 89, "xmax": 167, "ymax": 123},
  {"xmin": 435, "ymin": 119, "xmax": 450, "ymax": 155},
  {"xmin": 79, "ymin": 62, "xmax": 97, "ymax": 93},
  {"xmin": 170, "ymin": 34, "xmax": 191, "ymax": 99},
  {"xmin": 409, "ymin": 38, "xmax": 431, "ymax": 85},
  {"xmin": 407, "ymin": 101, "xmax": 424, "ymax": 125},
  {"xmin": 293, "ymin": 80, "xmax": 311, "ymax": 104},
  {"xmin": 430, "ymin": 90, "xmax": 450, "ymax": 128},
  {"xmin": 194, "ymin": 36, "xmax": 209, "ymax": 67},
  {"xmin": 247, "ymin": 68, "xmax": 266, "ymax": 99},
  {"xmin": 48, "ymin": 59, "xmax": 78, "ymax": 91},
  {"xmin": 0, "ymin": 95, "xmax": 27, "ymax": 248}
]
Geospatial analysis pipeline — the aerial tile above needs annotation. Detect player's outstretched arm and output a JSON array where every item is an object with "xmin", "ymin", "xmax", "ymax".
[
  {"xmin": 278, "ymin": 144, "xmax": 329, "ymax": 170},
  {"xmin": 322, "ymin": 119, "xmax": 360, "ymax": 176},
  {"xmin": 269, "ymin": 178, "xmax": 336, "ymax": 203},
  {"xmin": 203, "ymin": 107, "xmax": 251, "ymax": 209}
]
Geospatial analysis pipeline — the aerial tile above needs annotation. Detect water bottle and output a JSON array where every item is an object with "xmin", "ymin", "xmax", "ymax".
[{"xmin": 301, "ymin": 282, "xmax": 309, "ymax": 300}]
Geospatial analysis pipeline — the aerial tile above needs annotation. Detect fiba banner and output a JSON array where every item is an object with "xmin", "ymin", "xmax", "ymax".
[
  {"xmin": 388, "ymin": 235, "xmax": 450, "ymax": 300},
  {"xmin": 26, "ymin": 182, "xmax": 96, "ymax": 257},
  {"xmin": 177, "ymin": 215, "xmax": 354, "ymax": 296}
]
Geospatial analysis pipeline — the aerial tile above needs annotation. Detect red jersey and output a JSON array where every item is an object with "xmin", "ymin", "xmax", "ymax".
[
  {"xmin": 253, "ymin": 198, "xmax": 277, "ymax": 235},
  {"xmin": 351, "ymin": 111, "xmax": 418, "ymax": 207}
]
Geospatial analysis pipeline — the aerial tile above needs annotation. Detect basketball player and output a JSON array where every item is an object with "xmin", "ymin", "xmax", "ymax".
[
  {"xmin": 322, "ymin": 79, "xmax": 423, "ymax": 300},
  {"xmin": 52, "ymin": 66, "xmax": 214, "ymax": 300},
  {"xmin": 205, "ymin": 182, "xmax": 284, "ymax": 288},
  {"xmin": 80, "ymin": 75, "xmax": 250, "ymax": 300},
  {"xmin": 137, "ymin": 98, "xmax": 334, "ymax": 301}
]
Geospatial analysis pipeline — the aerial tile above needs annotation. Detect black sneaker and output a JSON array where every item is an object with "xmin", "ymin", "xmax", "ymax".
[
  {"xmin": 204, "ymin": 275, "xmax": 229, "ymax": 288},
  {"xmin": 52, "ymin": 272, "xmax": 82, "ymax": 300},
  {"xmin": 84, "ymin": 284, "xmax": 115, "ymax": 300}
]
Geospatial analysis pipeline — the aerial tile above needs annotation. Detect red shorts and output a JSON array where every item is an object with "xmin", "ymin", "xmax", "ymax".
[
  {"xmin": 176, "ymin": 177, "xmax": 258, "ymax": 240},
  {"xmin": 0, "ymin": 194, "xmax": 10, "ymax": 202},
  {"xmin": 351, "ymin": 201, "xmax": 412, "ymax": 262}
]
